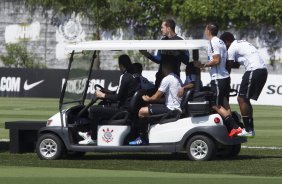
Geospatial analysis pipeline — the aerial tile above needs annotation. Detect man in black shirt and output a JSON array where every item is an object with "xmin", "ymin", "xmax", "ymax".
[
  {"xmin": 140, "ymin": 19, "xmax": 189, "ymax": 87},
  {"xmin": 78, "ymin": 55, "xmax": 139, "ymax": 144}
]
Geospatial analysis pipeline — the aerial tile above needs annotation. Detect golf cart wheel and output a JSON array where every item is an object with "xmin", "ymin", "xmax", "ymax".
[
  {"xmin": 186, "ymin": 135, "xmax": 216, "ymax": 161},
  {"xmin": 36, "ymin": 133, "xmax": 65, "ymax": 160}
]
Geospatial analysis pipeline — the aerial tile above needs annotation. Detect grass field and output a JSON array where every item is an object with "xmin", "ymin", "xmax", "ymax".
[
  {"xmin": 0, "ymin": 97, "xmax": 282, "ymax": 183},
  {"xmin": 0, "ymin": 166, "xmax": 282, "ymax": 184},
  {"xmin": 1, "ymin": 166, "xmax": 282, "ymax": 184}
]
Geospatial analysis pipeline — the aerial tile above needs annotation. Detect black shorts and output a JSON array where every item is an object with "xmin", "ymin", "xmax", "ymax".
[
  {"xmin": 148, "ymin": 104, "xmax": 171, "ymax": 115},
  {"xmin": 210, "ymin": 77, "xmax": 230, "ymax": 106},
  {"xmin": 239, "ymin": 68, "xmax": 268, "ymax": 100}
]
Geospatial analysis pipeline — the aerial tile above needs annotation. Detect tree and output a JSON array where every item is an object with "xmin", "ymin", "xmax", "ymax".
[
  {"xmin": 175, "ymin": 0, "xmax": 282, "ymax": 31},
  {"xmin": 0, "ymin": 44, "xmax": 44, "ymax": 68},
  {"xmin": 174, "ymin": 0, "xmax": 282, "ymax": 68},
  {"xmin": 124, "ymin": 0, "xmax": 175, "ymax": 39}
]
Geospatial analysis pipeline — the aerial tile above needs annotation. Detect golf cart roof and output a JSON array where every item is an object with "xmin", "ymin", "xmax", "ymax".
[{"xmin": 66, "ymin": 40, "xmax": 208, "ymax": 52}]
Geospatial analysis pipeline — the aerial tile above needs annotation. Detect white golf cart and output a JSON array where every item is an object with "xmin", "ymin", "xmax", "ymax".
[{"xmin": 36, "ymin": 40, "xmax": 246, "ymax": 161}]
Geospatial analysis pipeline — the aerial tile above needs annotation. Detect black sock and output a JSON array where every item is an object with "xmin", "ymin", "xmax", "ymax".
[
  {"xmin": 224, "ymin": 115, "xmax": 239, "ymax": 132},
  {"xmin": 242, "ymin": 117, "xmax": 254, "ymax": 132}
]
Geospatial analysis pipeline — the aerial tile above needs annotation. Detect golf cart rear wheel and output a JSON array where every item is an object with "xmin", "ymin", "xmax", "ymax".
[
  {"xmin": 36, "ymin": 133, "xmax": 65, "ymax": 160},
  {"xmin": 186, "ymin": 135, "xmax": 216, "ymax": 161}
]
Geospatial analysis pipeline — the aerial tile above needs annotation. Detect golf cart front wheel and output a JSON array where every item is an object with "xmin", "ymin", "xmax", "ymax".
[
  {"xmin": 186, "ymin": 135, "xmax": 216, "ymax": 161},
  {"xmin": 36, "ymin": 133, "xmax": 65, "ymax": 160}
]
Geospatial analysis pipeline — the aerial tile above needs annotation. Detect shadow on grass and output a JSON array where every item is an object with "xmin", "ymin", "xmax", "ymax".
[
  {"xmin": 67, "ymin": 152, "xmax": 282, "ymax": 161},
  {"xmin": 1, "ymin": 141, "xmax": 282, "ymax": 161},
  {"xmin": 0, "ymin": 141, "xmax": 9, "ymax": 152},
  {"xmin": 217, "ymin": 154, "xmax": 282, "ymax": 161}
]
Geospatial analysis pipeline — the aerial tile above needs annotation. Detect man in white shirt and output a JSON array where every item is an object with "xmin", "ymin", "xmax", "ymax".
[
  {"xmin": 139, "ymin": 55, "xmax": 183, "ymax": 117},
  {"xmin": 220, "ymin": 32, "xmax": 268, "ymax": 137},
  {"xmin": 129, "ymin": 55, "xmax": 183, "ymax": 145},
  {"xmin": 195, "ymin": 23, "xmax": 242, "ymax": 137}
]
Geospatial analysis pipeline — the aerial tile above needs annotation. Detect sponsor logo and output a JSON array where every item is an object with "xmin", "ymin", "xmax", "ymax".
[
  {"xmin": 108, "ymin": 82, "xmax": 118, "ymax": 91},
  {"xmin": 61, "ymin": 78, "xmax": 106, "ymax": 94},
  {"xmin": 5, "ymin": 21, "xmax": 40, "ymax": 43},
  {"xmin": 102, "ymin": 128, "xmax": 114, "ymax": 143},
  {"xmin": 267, "ymin": 85, "xmax": 282, "ymax": 95},
  {"xmin": 87, "ymin": 79, "xmax": 105, "ymax": 94},
  {"xmin": 64, "ymin": 78, "xmax": 87, "ymax": 94},
  {"xmin": 0, "ymin": 77, "xmax": 21, "ymax": 92},
  {"xmin": 24, "ymin": 80, "xmax": 44, "ymax": 91},
  {"xmin": 58, "ymin": 19, "xmax": 83, "ymax": 41}
]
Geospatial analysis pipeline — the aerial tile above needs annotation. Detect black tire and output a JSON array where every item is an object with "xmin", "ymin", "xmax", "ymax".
[
  {"xmin": 36, "ymin": 133, "xmax": 65, "ymax": 160},
  {"xmin": 186, "ymin": 135, "xmax": 216, "ymax": 161}
]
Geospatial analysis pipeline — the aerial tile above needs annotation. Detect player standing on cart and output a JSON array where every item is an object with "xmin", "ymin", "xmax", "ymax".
[{"xmin": 220, "ymin": 32, "xmax": 268, "ymax": 137}]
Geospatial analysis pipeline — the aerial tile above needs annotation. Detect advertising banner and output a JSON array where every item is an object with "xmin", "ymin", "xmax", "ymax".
[
  {"xmin": 0, "ymin": 68, "xmax": 281, "ymax": 106},
  {"xmin": 0, "ymin": 68, "xmax": 120, "ymax": 98}
]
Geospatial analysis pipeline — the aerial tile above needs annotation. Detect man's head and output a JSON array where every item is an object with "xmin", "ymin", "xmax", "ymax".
[
  {"xmin": 204, "ymin": 23, "xmax": 219, "ymax": 39},
  {"xmin": 161, "ymin": 19, "xmax": 176, "ymax": 37},
  {"xmin": 220, "ymin": 32, "xmax": 235, "ymax": 49},
  {"xmin": 132, "ymin": 62, "xmax": 143, "ymax": 75},
  {"xmin": 162, "ymin": 55, "xmax": 178, "ymax": 76},
  {"xmin": 118, "ymin": 54, "xmax": 133, "ymax": 73}
]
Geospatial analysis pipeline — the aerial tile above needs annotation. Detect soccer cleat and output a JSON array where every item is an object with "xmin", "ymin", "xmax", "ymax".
[
  {"xmin": 228, "ymin": 127, "xmax": 242, "ymax": 137},
  {"xmin": 78, "ymin": 138, "xmax": 95, "ymax": 145},
  {"xmin": 129, "ymin": 136, "xmax": 148, "ymax": 145},
  {"xmin": 238, "ymin": 128, "xmax": 255, "ymax": 138},
  {"xmin": 78, "ymin": 131, "xmax": 90, "ymax": 140}
]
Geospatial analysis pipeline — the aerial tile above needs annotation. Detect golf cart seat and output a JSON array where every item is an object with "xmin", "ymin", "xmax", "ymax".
[
  {"xmin": 148, "ymin": 89, "xmax": 194, "ymax": 125},
  {"xmin": 102, "ymin": 90, "xmax": 145, "ymax": 125}
]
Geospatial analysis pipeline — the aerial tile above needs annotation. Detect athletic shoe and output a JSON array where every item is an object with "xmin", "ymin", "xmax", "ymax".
[
  {"xmin": 238, "ymin": 128, "xmax": 255, "ymax": 138},
  {"xmin": 228, "ymin": 127, "xmax": 242, "ymax": 137},
  {"xmin": 78, "ymin": 131, "xmax": 90, "ymax": 140},
  {"xmin": 129, "ymin": 136, "xmax": 148, "ymax": 145},
  {"xmin": 78, "ymin": 138, "xmax": 95, "ymax": 145}
]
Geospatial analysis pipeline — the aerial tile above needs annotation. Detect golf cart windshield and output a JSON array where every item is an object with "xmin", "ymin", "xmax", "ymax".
[{"xmin": 60, "ymin": 51, "xmax": 95, "ymax": 110}]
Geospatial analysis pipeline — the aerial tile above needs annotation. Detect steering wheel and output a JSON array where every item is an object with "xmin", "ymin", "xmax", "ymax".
[
  {"xmin": 77, "ymin": 84, "xmax": 115, "ymax": 118},
  {"xmin": 94, "ymin": 84, "xmax": 105, "ymax": 92},
  {"xmin": 94, "ymin": 84, "xmax": 114, "ymax": 94}
]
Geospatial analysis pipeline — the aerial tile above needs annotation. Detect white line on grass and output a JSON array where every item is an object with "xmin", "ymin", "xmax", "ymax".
[
  {"xmin": 0, "ymin": 139, "xmax": 9, "ymax": 142},
  {"xmin": 242, "ymin": 146, "xmax": 282, "ymax": 150}
]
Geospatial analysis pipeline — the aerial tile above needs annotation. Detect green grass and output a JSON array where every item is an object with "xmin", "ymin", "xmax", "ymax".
[
  {"xmin": 0, "ymin": 149, "xmax": 282, "ymax": 176},
  {"xmin": 230, "ymin": 105, "xmax": 282, "ymax": 147},
  {"xmin": 0, "ymin": 97, "xmax": 58, "ymax": 138},
  {"xmin": 0, "ymin": 97, "xmax": 282, "ymax": 183},
  {"xmin": 0, "ymin": 166, "xmax": 282, "ymax": 184}
]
